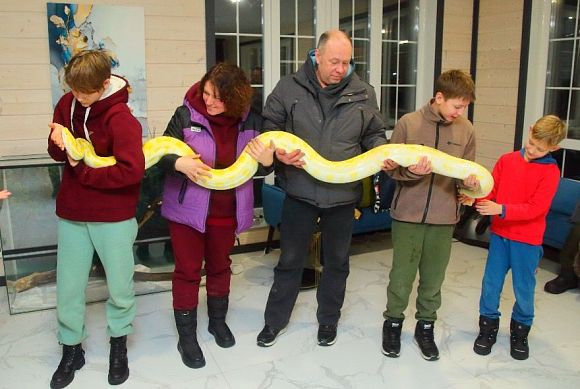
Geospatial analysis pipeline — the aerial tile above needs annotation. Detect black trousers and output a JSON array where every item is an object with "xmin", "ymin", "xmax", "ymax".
[
  {"xmin": 264, "ymin": 196, "xmax": 355, "ymax": 328},
  {"xmin": 560, "ymin": 223, "xmax": 580, "ymax": 271}
]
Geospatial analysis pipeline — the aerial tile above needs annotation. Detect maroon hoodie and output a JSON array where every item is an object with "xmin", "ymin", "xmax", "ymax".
[{"xmin": 48, "ymin": 75, "xmax": 145, "ymax": 222}]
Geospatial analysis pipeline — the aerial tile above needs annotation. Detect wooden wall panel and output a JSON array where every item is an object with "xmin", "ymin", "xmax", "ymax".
[
  {"xmin": 441, "ymin": 0, "xmax": 473, "ymax": 73},
  {"xmin": 0, "ymin": 0, "xmax": 206, "ymax": 157},
  {"xmin": 474, "ymin": 0, "xmax": 524, "ymax": 170}
]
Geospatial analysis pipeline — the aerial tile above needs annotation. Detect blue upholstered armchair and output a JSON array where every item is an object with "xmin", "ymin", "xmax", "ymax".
[
  {"xmin": 261, "ymin": 182, "xmax": 392, "ymax": 253},
  {"xmin": 262, "ymin": 183, "xmax": 286, "ymax": 253},
  {"xmin": 544, "ymin": 178, "xmax": 580, "ymax": 250}
]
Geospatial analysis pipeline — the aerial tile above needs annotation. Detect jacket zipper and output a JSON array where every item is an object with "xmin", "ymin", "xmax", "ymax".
[
  {"xmin": 176, "ymin": 119, "xmax": 212, "ymax": 205},
  {"xmin": 421, "ymin": 123, "xmax": 440, "ymax": 223}
]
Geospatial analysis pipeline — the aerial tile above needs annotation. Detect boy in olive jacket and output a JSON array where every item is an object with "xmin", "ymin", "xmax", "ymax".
[{"xmin": 381, "ymin": 69, "xmax": 480, "ymax": 361}]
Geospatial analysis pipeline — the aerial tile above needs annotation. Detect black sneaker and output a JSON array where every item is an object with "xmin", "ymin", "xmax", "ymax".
[
  {"xmin": 317, "ymin": 324, "xmax": 337, "ymax": 346},
  {"xmin": 382, "ymin": 318, "xmax": 403, "ymax": 357},
  {"xmin": 257, "ymin": 325, "xmax": 286, "ymax": 347},
  {"xmin": 414, "ymin": 320, "xmax": 439, "ymax": 361}
]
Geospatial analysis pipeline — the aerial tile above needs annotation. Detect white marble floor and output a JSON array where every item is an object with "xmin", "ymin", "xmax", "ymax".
[{"xmin": 1, "ymin": 232, "xmax": 580, "ymax": 389}]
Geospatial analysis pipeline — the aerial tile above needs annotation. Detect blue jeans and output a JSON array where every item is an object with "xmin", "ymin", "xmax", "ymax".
[{"xmin": 479, "ymin": 233, "xmax": 543, "ymax": 326}]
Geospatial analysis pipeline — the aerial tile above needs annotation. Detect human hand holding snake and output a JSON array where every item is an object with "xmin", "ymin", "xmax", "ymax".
[{"xmin": 175, "ymin": 155, "xmax": 211, "ymax": 183}]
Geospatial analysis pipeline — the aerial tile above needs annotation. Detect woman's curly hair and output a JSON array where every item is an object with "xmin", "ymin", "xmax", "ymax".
[{"xmin": 199, "ymin": 63, "xmax": 253, "ymax": 118}]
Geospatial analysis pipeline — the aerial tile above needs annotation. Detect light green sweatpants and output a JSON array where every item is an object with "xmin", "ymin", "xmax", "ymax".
[{"xmin": 56, "ymin": 218, "xmax": 137, "ymax": 345}]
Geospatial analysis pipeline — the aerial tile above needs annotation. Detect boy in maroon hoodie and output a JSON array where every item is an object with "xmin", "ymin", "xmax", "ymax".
[{"xmin": 47, "ymin": 50, "xmax": 144, "ymax": 388}]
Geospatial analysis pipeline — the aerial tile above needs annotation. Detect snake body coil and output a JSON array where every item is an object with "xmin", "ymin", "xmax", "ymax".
[{"xmin": 62, "ymin": 127, "xmax": 493, "ymax": 198}]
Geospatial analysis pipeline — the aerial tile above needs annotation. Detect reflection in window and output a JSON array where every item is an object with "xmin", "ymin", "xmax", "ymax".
[
  {"xmin": 339, "ymin": 0, "xmax": 371, "ymax": 82},
  {"xmin": 380, "ymin": 0, "xmax": 419, "ymax": 130},
  {"xmin": 545, "ymin": 0, "xmax": 580, "ymax": 178},
  {"xmin": 215, "ymin": 0, "xmax": 264, "ymax": 112},
  {"xmin": 280, "ymin": 0, "xmax": 316, "ymax": 77}
]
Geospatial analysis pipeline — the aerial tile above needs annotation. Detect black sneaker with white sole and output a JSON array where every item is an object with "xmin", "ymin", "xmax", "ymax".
[
  {"xmin": 382, "ymin": 318, "xmax": 403, "ymax": 357},
  {"xmin": 257, "ymin": 325, "xmax": 286, "ymax": 347},
  {"xmin": 317, "ymin": 324, "xmax": 337, "ymax": 346},
  {"xmin": 414, "ymin": 320, "xmax": 439, "ymax": 361}
]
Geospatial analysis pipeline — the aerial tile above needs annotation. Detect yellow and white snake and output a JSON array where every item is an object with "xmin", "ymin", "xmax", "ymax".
[{"xmin": 62, "ymin": 127, "xmax": 493, "ymax": 198}]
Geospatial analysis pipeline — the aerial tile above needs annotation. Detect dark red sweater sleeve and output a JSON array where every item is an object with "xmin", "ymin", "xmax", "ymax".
[{"xmin": 47, "ymin": 99, "xmax": 68, "ymax": 162}]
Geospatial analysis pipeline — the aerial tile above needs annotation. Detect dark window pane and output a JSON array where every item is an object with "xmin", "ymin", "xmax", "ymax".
[
  {"xmin": 339, "ymin": 0, "xmax": 353, "ymax": 29},
  {"xmin": 298, "ymin": 0, "xmax": 315, "ymax": 36},
  {"xmin": 573, "ymin": 39, "xmax": 580, "ymax": 87},
  {"xmin": 400, "ymin": 0, "xmax": 420, "ymax": 42},
  {"xmin": 280, "ymin": 37, "xmax": 295, "ymax": 62},
  {"xmin": 215, "ymin": 0, "xmax": 237, "ymax": 33},
  {"xmin": 549, "ymin": 0, "xmax": 578, "ymax": 39},
  {"xmin": 381, "ymin": 41, "xmax": 398, "ymax": 84},
  {"xmin": 216, "ymin": 35, "xmax": 238, "ymax": 64},
  {"xmin": 298, "ymin": 38, "xmax": 315, "ymax": 60},
  {"xmin": 250, "ymin": 67, "xmax": 263, "ymax": 86},
  {"xmin": 280, "ymin": 0, "xmax": 297, "ymax": 35},
  {"xmin": 281, "ymin": 62, "xmax": 294, "ymax": 77},
  {"xmin": 397, "ymin": 86, "xmax": 416, "ymax": 119},
  {"xmin": 354, "ymin": 39, "xmax": 369, "ymax": 82},
  {"xmin": 546, "ymin": 40, "xmax": 574, "ymax": 87},
  {"xmin": 544, "ymin": 88, "xmax": 570, "ymax": 120},
  {"xmin": 340, "ymin": 0, "xmax": 370, "ymax": 39},
  {"xmin": 353, "ymin": 1, "xmax": 370, "ymax": 39},
  {"xmin": 383, "ymin": 0, "xmax": 400, "ymax": 41},
  {"xmin": 381, "ymin": 86, "xmax": 397, "ymax": 130},
  {"xmin": 563, "ymin": 149, "xmax": 580, "ymax": 179},
  {"xmin": 568, "ymin": 90, "xmax": 580, "ymax": 139},
  {"xmin": 398, "ymin": 41, "xmax": 417, "ymax": 85},
  {"xmin": 239, "ymin": 0, "xmax": 262, "ymax": 34},
  {"xmin": 240, "ymin": 36, "xmax": 263, "ymax": 77},
  {"xmin": 251, "ymin": 87, "xmax": 263, "ymax": 114},
  {"xmin": 553, "ymin": 148, "xmax": 580, "ymax": 179}
]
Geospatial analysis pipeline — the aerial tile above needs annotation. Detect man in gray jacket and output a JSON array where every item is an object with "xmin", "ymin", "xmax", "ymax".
[{"xmin": 257, "ymin": 29, "xmax": 389, "ymax": 347}]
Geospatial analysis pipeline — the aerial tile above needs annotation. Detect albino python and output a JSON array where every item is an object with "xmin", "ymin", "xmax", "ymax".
[{"xmin": 61, "ymin": 127, "xmax": 493, "ymax": 198}]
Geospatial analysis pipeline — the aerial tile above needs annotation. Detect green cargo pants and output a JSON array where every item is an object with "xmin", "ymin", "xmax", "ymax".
[{"xmin": 384, "ymin": 220, "xmax": 454, "ymax": 322}]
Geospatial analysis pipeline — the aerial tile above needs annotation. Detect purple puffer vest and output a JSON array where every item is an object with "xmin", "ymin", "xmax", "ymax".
[{"xmin": 161, "ymin": 101, "xmax": 259, "ymax": 235}]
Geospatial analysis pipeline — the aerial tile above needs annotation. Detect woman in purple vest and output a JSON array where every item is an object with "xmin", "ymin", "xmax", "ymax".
[{"xmin": 158, "ymin": 63, "xmax": 274, "ymax": 369}]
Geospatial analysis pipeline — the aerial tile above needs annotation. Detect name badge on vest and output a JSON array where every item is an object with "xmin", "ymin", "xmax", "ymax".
[{"xmin": 190, "ymin": 126, "xmax": 202, "ymax": 132}]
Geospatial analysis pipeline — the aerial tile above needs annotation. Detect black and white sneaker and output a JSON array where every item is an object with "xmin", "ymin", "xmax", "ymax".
[
  {"xmin": 382, "ymin": 318, "xmax": 403, "ymax": 357},
  {"xmin": 317, "ymin": 324, "xmax": 337, "ymax": 346},
  {"xmin": 257, "ymin": 325, "xmax": 286, "ymax": 347},
  {"xmin": 414, "ymin": 320, "xmax": 439, "ymax": 361}
]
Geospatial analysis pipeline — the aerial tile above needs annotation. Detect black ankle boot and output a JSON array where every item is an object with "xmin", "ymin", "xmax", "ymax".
[
  {"xmin": 382, "ymin": 317, "xmax": 403, "ymax": 357},
  {"xmin": 473, "ymin": 316, "xmax": 500, "ymax": 356},
  {"xmin": 207, "ymin": 296, "xmax": 235, "ymax": 348},
  {"xmin": 50, "ymin": 344, "xmax": 85, "ymax": 389},
  {"xmin": 510, "ymin": 319, "xmax": 531, "ymax": 360},
  {"xmin": 108, "ymin": 336, "xmax": 129, "ymax": 385},
  {"xmin": 414, "ymin": 320, "xmax": 439, "ymax": 361},
  {"xmin": 174, "ymin": 309, "xmax": 206, "ymax": 368},
  {"xmin": 544, "ymin": 270, "xmax": 578, "ymax": 294}
]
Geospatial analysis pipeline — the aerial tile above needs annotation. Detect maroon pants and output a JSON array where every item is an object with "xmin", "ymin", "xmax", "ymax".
[{"xmin": 169, "ymin": 221, "xmax": 236, "ymax": 309}]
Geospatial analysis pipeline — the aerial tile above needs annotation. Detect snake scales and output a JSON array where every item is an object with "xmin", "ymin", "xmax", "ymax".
[{"xmin": 61, "ymin": 127, "xmax": 493, "ymax": 198}]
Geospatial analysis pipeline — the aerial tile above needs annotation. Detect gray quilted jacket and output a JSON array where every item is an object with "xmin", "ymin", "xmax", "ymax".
[{"xmin": 262, "ymin": 52, "xmax": 387, "ymax": 208}]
